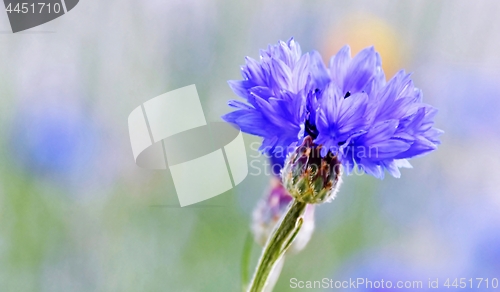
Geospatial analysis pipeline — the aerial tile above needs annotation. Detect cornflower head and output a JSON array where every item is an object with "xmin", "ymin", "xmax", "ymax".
[{"xmin": 223, "ymin": 38, "xmax": 442, "ymax": 186}]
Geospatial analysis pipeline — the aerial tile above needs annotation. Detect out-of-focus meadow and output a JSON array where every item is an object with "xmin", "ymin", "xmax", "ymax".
[{"xmin": 0, "ymin": 0, "xmax": 499, "ymax": 291}]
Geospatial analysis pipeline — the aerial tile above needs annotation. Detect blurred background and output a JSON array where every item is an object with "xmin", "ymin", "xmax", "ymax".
[{"xmin": 0, "ymin": 0, "xmax": 499, "ymax": 291}]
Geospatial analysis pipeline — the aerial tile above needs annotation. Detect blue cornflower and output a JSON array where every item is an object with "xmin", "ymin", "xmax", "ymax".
[{"xmin": 223, "ymin": 39, "xmax": 442, "ymax": 179}]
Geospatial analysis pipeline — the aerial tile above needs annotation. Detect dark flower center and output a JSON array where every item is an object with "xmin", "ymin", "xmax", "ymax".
[{"xmin": 305, "ymin": 118, "xmax": 318, "ymax": 139}]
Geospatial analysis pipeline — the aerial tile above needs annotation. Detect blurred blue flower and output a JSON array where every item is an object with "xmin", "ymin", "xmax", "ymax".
[
  {"xmin": 9, "ymin": 99, "xmax": 100, "ymax": 188},
  {"xmin": 331, "ymin": 254, "xmax": 436, "ymax": 292},
  {"xmin": 223, "ymin": 39, "xmax": 442, "ymax": 179},
  {"xmin": 430, "ymin": 69, "xmax": 500, "ymax": 139},
  {"xmin": 469, "ymin": 222, "xmax": 500, "ymax": 278}
]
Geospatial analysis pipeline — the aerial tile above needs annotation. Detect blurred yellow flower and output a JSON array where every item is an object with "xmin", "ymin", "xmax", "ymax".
[{"xmin": 323, "ymin": 13, "xmax": 406, "ymax": 77}]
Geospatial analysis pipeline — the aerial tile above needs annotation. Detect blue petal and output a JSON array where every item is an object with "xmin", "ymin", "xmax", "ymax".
[
  {"xmin": 292, "ymin": 54, "xmax": 310, "ymax": 93},
  {"xmin": 228, "ymin": 80, "xmax": 250, "ymax": 99},
  {"xmin": 309, "ymin": 50, "xmax": 330, "ymax": 90},
  {"xmin": 344, "ymin": 46, "xmax": 378, "ymax": 93},
  {"xmin": 329, "ymin": 45, "xmax": 351, "ymax": 90},
  {"xmin": 243, "ymin": 57, "xmax": 267, "ymax": 85},
  {"xmin": 270, "ymin": 58, "xmax": 292, "ymax": 91},
  {"xmin": 228, "ymin": 99, "xmax": 253, "ymax": 109}
]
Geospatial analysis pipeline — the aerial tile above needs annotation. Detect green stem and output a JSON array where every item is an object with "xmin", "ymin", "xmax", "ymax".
[
  {"xmin": 247, "ymin": 200, "xmax": 307, "ymax": 292},
  {"xmin": 241, "ymin": 232, "xmax": 254, "ymax": 291}
]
